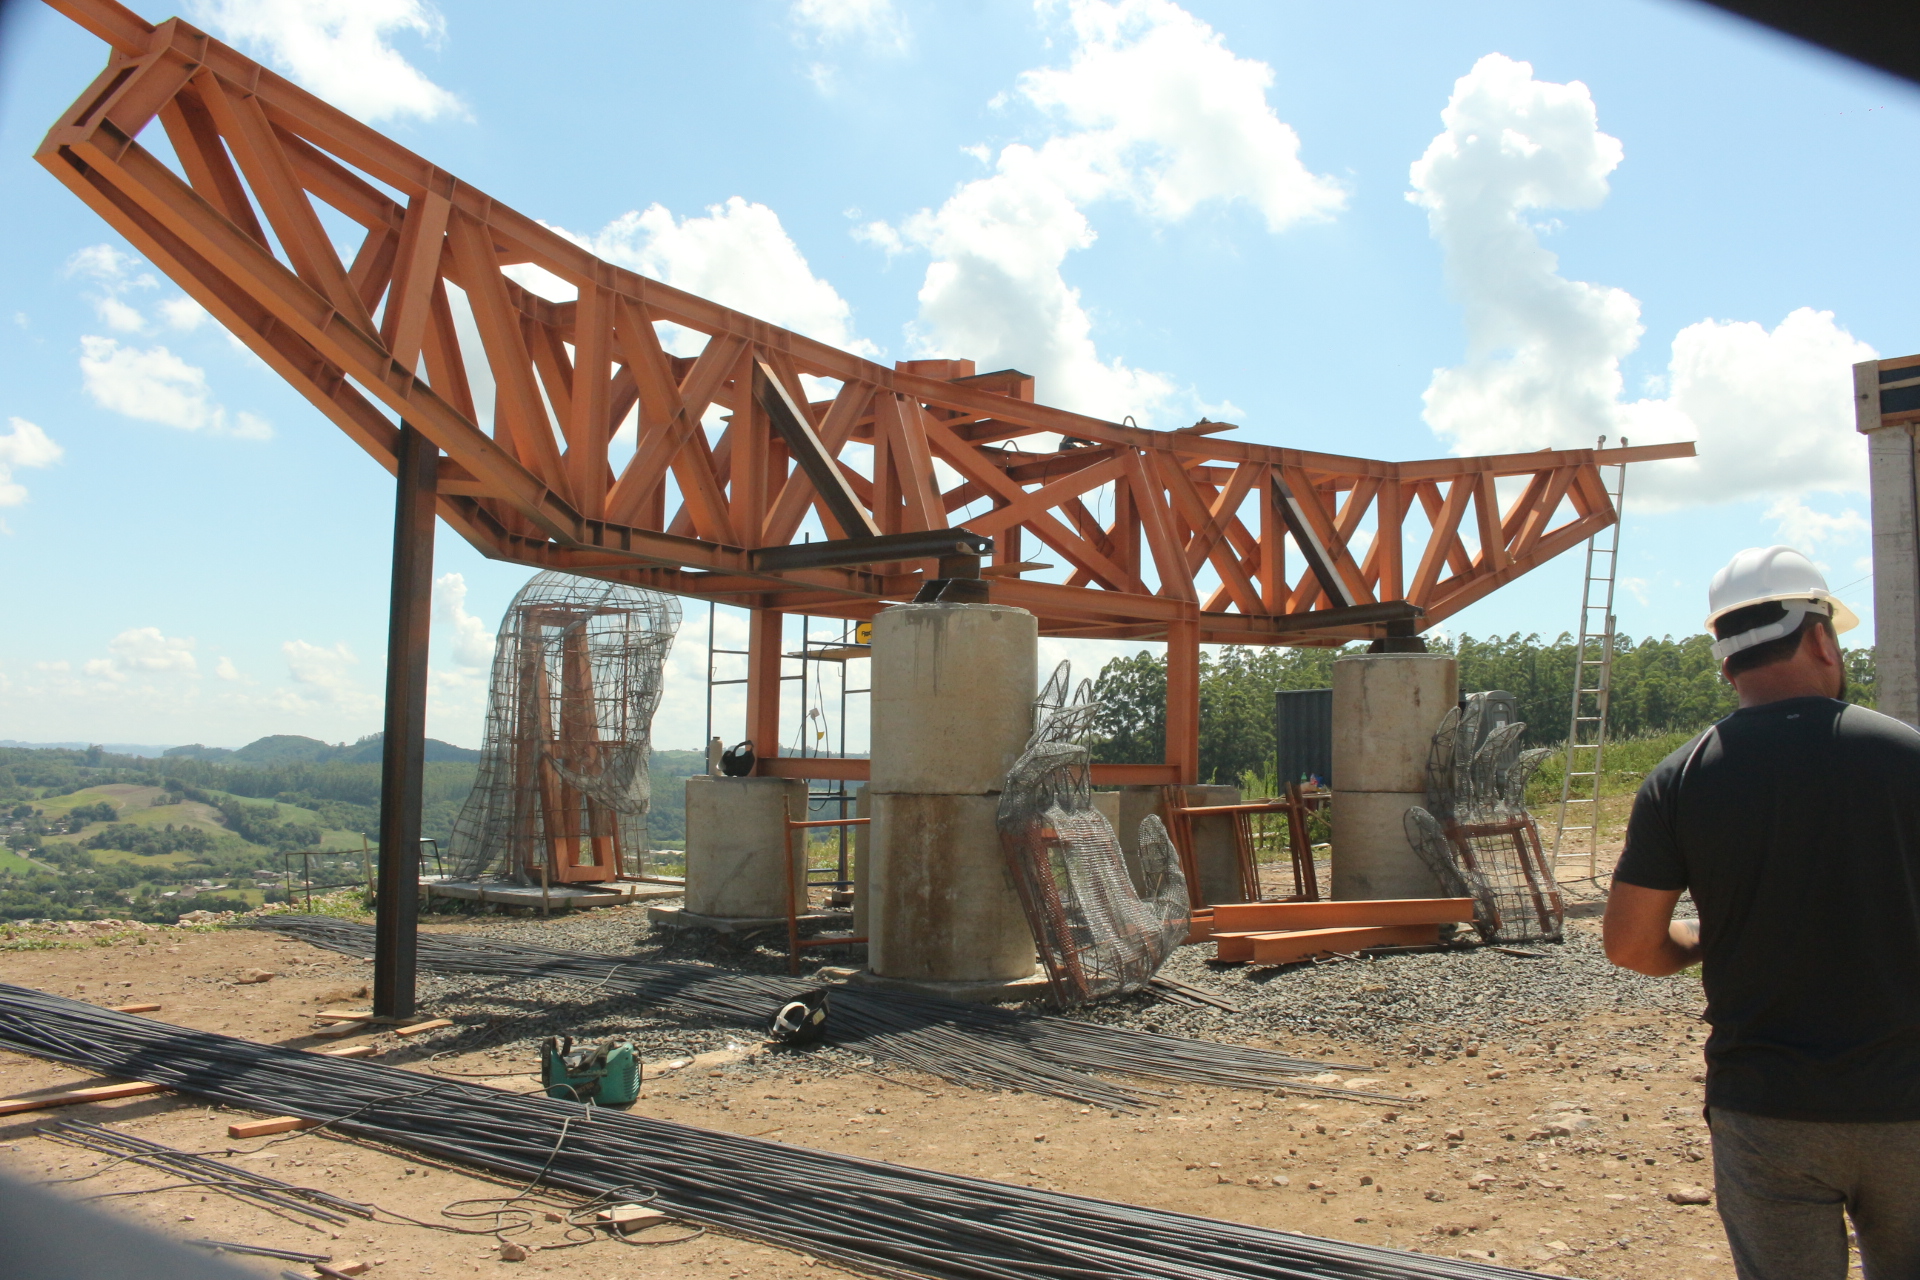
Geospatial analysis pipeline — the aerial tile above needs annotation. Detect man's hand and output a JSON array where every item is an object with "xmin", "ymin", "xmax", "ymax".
[{"xmin": 1604, "ymin": 881, "xmax": 1702, "ymax": 976}]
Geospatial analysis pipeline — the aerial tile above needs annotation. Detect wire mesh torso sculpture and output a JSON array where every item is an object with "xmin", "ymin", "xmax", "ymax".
[
  {"xmin": 447, "ymin": 572, "xmax": 680, "ymax": 884},
  {"xmin": 996, "ymin": 662, "xmax": 1189, "ymax": 1006},
  {"xmin": 1403, "ymin": 694, "xmax": 1564, "ymax": 943}
]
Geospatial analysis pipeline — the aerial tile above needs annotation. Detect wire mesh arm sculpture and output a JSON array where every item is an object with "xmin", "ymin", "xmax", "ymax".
[
  {"xmin": 997, "ymin": 662, "xmax": 1190, "ymax": 1006},
  {"xmin": 447, "ymin": 571, "xmax": 680, "ymax": 884},
  {"xmin": 1403, "ymin": 695, "xmax": 1564, "ymax": 944}
]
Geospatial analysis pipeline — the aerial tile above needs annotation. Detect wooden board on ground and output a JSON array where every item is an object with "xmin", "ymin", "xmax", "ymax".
[
  {"xmin": 229, "ymin": 1116, "xmax": 321, "ymax": 1138},
  {"xmin": 1244, "ymin": 923, "xmax": 1440, "ymax": 965},
  {"xmin": 0, "ymin": 1080, "xmax": 166, "ymax": 1115},
  {"xmin": 1211, "ymin": 897, "xmax": 1473, "ymax": 934}
]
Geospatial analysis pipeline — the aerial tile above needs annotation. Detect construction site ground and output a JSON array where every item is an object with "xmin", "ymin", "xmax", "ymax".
[{"xmin": 0, "ymin": 878, "xmax": 1756, "ymax": 1280}]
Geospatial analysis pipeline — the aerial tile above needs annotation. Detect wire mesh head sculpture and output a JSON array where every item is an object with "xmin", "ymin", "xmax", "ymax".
[
  {"xmin": 996, "ymin": 661, "xmax": 1189, "ymax": 1006},
  {"xmin": 1403, "ymin": 694, "xmax": 1564, "ymax": 944},
  {"xmin": 447, "ymin": 571, "xmax": 680, "ymax": 884}
]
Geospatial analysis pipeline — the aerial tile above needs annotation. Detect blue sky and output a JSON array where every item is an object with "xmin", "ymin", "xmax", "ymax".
[{"xmin": 1, "ymin": 0, "xmax": 1916, "ymax": 753}]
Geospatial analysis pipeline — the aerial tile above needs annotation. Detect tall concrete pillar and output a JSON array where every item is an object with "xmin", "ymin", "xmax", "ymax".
[
  {"xmin": 684, "ymin": 776, "xmax": 806, "ymax": 919},
  {"xmin": 868, "ymin": 602, "xmax": 1037, "ymax": 983},
  {"xmin": 1330, "ymin": 653, "xmax": 1457, "ymax": 900},
  {"xmin": 1860, "ymin": 357, "xmax": 1920, "ymax": 727}
]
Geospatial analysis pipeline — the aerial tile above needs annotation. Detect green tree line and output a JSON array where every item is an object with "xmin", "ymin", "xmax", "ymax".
[{"xmin": 1089, "ymin": 632, "xmax": 1877, "ymax": 787}]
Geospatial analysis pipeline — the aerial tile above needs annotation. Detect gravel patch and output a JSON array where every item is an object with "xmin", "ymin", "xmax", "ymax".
[{"xmin": 383, "ymin": 903, "xmax": 1702, "ymax": 1091}]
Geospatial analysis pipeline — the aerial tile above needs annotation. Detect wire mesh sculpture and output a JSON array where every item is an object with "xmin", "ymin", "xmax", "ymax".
[
  {"xmin": 447, "ymin": 572, "xmax": 680, "ymax": 884},
  {"xmin": 997, "ymin": 662, "xmax": 1189, "ymax": 1006},
  {"xmin": 1403, "ymin": 694, "xmax": 1565, "ymax": 944}
]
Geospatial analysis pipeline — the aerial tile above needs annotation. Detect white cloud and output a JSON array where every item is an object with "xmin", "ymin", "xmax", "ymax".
[
  {"xmin": 433, "ymin": 572, "xmax": 496, "ymax": 669},
  {"xmin": 284, "ymin": 639, "xmax": 358, "ymax": 692},
  {"xmin": 869, "ymin": 0, "xmax": 1341, "ymax": 424},
  {"xmin": 67, "ymin": 243, "xmax": 159, "ymax": 332},
  {"xmin": 215, "ymin": 656, "xmax": 243, "ymax": 681},
  {"xmin": 160, "ymin": 297, "xmax": 210, "ymax": 331},
  {"xmin": 1412, "ymin": 54, "xmax": 1875, "ymax": 508},
  {"xmin": 78, "ymin": 335, "xmax": 273, "ymax": 439},
  {"xmin": 0, "ymin": 417, "xmax": 62, "ymax": 509},
  {"xmin": 83, "ymin": 628, "xmax": 199, "ymax": 682},
  {"xmin": 791, "ymin": 0, "xmax": 905, "ymax": 50},
  {"xmin": 561, "ymin": 199, "xmax": 877, "ymax": 357},
  {"xmin": 113, "ymin": 627, "xmax": 198, "ymax": 673},
  {"xmin": 1766, "ymin": 496, "xmax": 1870, "ymax": 548},
  {"xmin": 1625, "ymin": 309, "xmax": 1875, "ymax": 505},
  {"xmin": 188, "ymin": 0, "xmax": 465, "ymax": 123}
]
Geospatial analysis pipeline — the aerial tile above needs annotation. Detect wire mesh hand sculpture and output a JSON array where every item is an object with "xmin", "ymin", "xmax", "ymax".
[
  {"xmin": 997, "ymin": 662, "xmax": 1189, "ymax": 1006},
  {"xmin": 447, "ymin": 571, "xmax": 680, "ymax": 884},
  {"xmin": 1403, "ymin": 695, "xmax": 1564, "ymax": 943}
]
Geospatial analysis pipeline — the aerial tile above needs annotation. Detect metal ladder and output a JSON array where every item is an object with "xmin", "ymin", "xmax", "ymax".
[{"xmin": 1553, "ymin": 436, "xmax": 1629, "ymax": 881}]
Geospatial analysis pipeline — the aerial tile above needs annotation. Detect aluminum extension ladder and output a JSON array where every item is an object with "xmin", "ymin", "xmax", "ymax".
[{"xmin": 1553, "ymin": 437, "xmax": 1629, "ymax": 881}]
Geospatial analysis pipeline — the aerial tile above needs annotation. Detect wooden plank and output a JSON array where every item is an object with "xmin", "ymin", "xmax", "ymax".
[
  {"xmin": 1211, "ymin": 897, "xmax": 1474, "ymax": 933},
  {"xmin": 314, "ymin": 1044, "xmax": 378, "ymax": 1058},
  {"xmin": 111, "ymin": 1002, "xmax": 162, "ymax": 1014},
  {"xmin": 0, "ymin": 1080, "xmax": 166, "ymax": 1115},
  {"xmin": 1248, "ymin": 923, "xmax": 1441, "ymax": 965},
  {"xmin": 228, "ymin": 1116, "xmax": 322, "ymax": 1139},
  {"xmin": 393, "ymin": 1017, "xmax": 453, "ymax": 1036}
]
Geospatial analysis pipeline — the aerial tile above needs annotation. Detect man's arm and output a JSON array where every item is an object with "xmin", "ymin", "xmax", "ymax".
[{"xmin": 1603, "ymin": 881, "xmax": 1701, "ymax": 976}]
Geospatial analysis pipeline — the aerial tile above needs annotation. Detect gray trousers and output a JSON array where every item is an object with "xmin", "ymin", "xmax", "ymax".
[{"xmin": 1711, "ymin": 1108, "xmax": 1920, "ymax": 1279}]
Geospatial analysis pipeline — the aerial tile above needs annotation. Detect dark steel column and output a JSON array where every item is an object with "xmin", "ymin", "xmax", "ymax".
[{"xmin": 373, "ymin": 424, "xmax": 438, "ymax": 1019}]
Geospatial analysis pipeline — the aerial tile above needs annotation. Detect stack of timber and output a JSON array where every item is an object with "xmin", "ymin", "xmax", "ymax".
[{"xmin": 1210, "ymin": 897, "xmax": 1476, "ymax": 964}]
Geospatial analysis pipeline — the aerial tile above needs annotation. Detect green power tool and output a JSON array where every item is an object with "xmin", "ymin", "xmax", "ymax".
[{"xmin": 540, "ymin": 1036, "xmax": 641, "ymax": 1107}]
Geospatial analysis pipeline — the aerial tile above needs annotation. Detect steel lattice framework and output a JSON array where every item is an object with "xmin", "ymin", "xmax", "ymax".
[{"xmin": 37, "ymin": 0, "xmax": 1692, "ymax": 786}]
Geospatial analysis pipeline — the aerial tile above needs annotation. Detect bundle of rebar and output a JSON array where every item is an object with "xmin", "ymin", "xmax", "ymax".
[
  {"xmin": 0, "ymin": 986, "xmax": 1548, "ymax": 1280},
  {"xmin": 255, "ymin": 916, "xmax": 1397, "ymax": 1107},
  {"xmin": 41, "ymin": 1118, "xmax": 370, "ymax": 1226}
]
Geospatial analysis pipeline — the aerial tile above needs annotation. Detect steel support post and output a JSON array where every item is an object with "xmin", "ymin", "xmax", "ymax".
[
  {"xmin": 746, "ymin": 608, "xmax": 784, "ymax": 768},
  {"xmin": 373, "ymin": 424, "xmax": 438, "ymax": 1019},
  {"xmin": 1166, "ymin": 616, "xmax": 1201, "ymax": 785}
]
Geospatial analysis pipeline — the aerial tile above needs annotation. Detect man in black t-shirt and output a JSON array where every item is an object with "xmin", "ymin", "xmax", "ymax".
[{"xmin": 1607, "ymin": 546, "xmax": 1920, "ymax": 1279}]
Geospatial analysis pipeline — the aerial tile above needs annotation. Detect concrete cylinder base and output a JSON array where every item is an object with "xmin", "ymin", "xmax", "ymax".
[
  {"xmin": 683, "ymin": 776, "xmax": 806, "ymax": 919},
  {"xmin": 869, "ymin": 603, "xmax": 1039, "ymax": 795},
  {"xmin": 1329, "ymin": 652, "xmax": 1458, "ymax": 901},
  {"xmin": 868, "ymin": 792, "xmax": 1034, "ymax": 983},
  {"xmin": 1329, "ymin": 790, "xmax": 1448, "ymax": 900},
  {"xmin": 1331, "ymin": 654, "xmax": 1459, "ymax": 793}
]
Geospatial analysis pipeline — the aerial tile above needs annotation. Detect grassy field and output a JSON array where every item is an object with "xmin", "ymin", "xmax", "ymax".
[{"xmin": 34, "ymin": 784, "xmax": 366, "ymax": 858}]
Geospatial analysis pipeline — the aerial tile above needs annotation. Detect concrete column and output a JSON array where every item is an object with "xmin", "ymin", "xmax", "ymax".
[
  {"xmin": 1867, "ymin": 420, "xmax": 1920, "ymax": 726},
  {"xmin": 852, "ymin": 785, "xmax": 871, "ymax": 939},
  {"xmin": 1182, "ymin": 784, "xmax": 1245, "ymax": 906},
  {"xmin": 867, "ymin": 602, "xmax": 1037, "ymax": 983},
  {"xmin": 684, "ymin": 776, "xmax": 806, "ymax": 919},
  {"xmin": 1330, "ymin": 653, "xmax": 1457, "ymax": 900},
  {"xmin": 1114, "ymin": 784, "xmax": 1241, "ymax": 904}
]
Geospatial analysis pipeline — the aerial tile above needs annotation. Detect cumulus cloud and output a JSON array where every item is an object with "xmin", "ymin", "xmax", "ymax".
[
  {"xmin": 78, "ymin": 336, "xmax": 273, "ymax": 439},
  {"xmin": 1766, "ymin": 495, "xmax": 1870, "ymax": 548},
  {"xmin": 83, "ymin": 628, "xmax": 198, "ymax": 681},
  {"xmin": 869, "ymin": 0, "xmax": 1342, "ymax": 423},
  {"xmin": 433, "ymin": 572, "xmax": 496, "ymax": 669},
  {"xmin": 66, "ymin": 243, "xmax": 161, "ymax": 333},
  {"xmin": 791, "ymin": 0, "xmax": 905, "ymax": 51},
  {"xmin": 560, "ymin": 199, "xmax": 877, "ymax": 358},
  {"xmin": 1412, "ymin": 54, "xmax": 1874, "ymax": 508},
  {"xmin": 188, "ymin": 0, "xmax": 465, "ymax": 123},
  {"xmin": 0, "ymin": 418, "xmax": 62, "ymax": 510}
]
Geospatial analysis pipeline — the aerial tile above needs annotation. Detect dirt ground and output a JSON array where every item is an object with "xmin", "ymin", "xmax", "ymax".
[{"xmin": 0, "ymin": 913, "xmax": 1776, "ymax": 1280}]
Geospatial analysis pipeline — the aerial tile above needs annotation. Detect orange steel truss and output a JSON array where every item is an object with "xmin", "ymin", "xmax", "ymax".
[{"xmin": 37, "ymin": 1, "xmax": 1692, "ymax": 786}]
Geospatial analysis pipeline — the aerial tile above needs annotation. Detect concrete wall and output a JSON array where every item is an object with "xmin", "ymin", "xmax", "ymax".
[
  {"xmin": 1329, "ymin": 653, "xmax": 1457, "ymax": 900},
  {"xmin": 683, "ymin": 775, "xmax": 806, "ymax": 919},
  {"xmin": 866, "ymin": 602, "xmax": 1039, "ymax": 983}
]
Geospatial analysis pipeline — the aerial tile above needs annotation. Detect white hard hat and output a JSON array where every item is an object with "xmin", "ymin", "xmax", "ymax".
[{"xmin": 1705, "ymin": 545, "xmax": 1858, "ymax": 662}]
